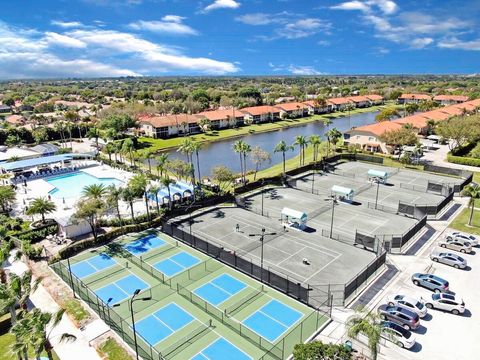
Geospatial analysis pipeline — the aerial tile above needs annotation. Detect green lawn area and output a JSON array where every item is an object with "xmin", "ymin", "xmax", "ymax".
[
  {"xmin": 62, "ymin": 299, "xmax": 89, "ymax": 323},
  {"xmin": 98, "ymin": 338, "xmax": 132, "ymax": 360},
  {"xmin": 0, "ymin": 332, "xmax": 60, "ymax": 360},
  {"xmin": 450, "ymin": 206, "xmax": 480, "ymax": 236},
  {"xmin": 137, "ymin": 104, "xmax": 393, "ymax": 153}
]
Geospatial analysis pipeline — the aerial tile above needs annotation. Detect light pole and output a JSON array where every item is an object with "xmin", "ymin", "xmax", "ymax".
[
  {"xmin": 66, "ymin": 258, "xmax": 76, "ymax": 299},
  {"xmin": 328, "ymin": 195, "xmax": 338, "ymax": 239},
  {"xmin": 113, "ymin": 289, "xmax": 151, "ymax": 360},
  {"xmin": 249, "ymin": 228, "xmax": 276, "ymax": 282},
  {"xmin": 261, "ymin": 179, "xmax": 265, "ymax": 216},
  {"xmin": 373, "ymin": 177, "xmax": 380, "ymax": 210}
]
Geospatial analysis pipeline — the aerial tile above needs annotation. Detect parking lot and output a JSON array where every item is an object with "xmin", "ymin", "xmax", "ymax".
[{"xmin": 371, "ymin": 222, "xmax": 480, "ymax": 360}]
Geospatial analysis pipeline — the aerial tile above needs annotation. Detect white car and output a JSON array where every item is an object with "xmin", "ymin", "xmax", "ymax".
[
  {"xmin": 386, "ymin": 294, "xmax": 428, "ymax": 318},
  {"xmin": 446, "ymin": 232, "xmax": 478, "ymax": 246},
  {"xmin": 430, "ymin": 251, "xmax": 467, "ymax": 269},
  {"xmin": 423, "ymin": 293, "xmax": 465, "ymax": 315},
  {"xmin": 381, "ymin": 321, "xmax": 416, "ymax": 349},
  {"xmin": 438, "ymin": 239, "xmax": 472, "ymax": 254}
]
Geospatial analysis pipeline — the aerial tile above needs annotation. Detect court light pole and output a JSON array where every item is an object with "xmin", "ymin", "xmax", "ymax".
[
  {"xmin": 249, "ymin": 228, "xmax": 276, "ymax": 282},
  {"xmin": 328, "ymin": 195, "xmax": 338, "ymax": 239},
  {"xmin": 374, "ymin": 177, "xmax": 380, "ymax": 210},
  {"xmin": 113, "ymin": 289, "xmax": 151, "ymax": 360},
  {"xmin": 261, "ymin": 179, "xmax": 265, "ymax": 216}
]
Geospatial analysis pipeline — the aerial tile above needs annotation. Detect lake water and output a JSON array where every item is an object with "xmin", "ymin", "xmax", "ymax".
[{"xmin": 157, "ymin": 111, "xmax": 379, "ymax": 176}]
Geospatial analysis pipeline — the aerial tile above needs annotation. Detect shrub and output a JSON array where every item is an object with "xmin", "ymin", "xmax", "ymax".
[
  {"xmin": 447, "ymin": 153, "xmax": 480, "ymax": 167},
  {"xmin": 14, "ymin": 224, "xmax": 58, "ymax": 243}
]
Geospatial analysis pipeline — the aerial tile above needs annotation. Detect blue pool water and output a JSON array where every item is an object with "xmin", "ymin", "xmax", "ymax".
[{"xmin": 47, "ymin": 172, "xmax": 122, "ymax": 199}]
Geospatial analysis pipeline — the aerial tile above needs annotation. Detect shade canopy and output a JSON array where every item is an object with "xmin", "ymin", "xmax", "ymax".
[
  {"xmin": 281, "ymin": 207, "xmax": 308, "ymax": 221},
  {"xmin": 367, "ymin": 169, "xmax": 388, "ymax": 180},
  {"xmin": 331, "ymin": 185, "xmax": 354, "ymax": 198},
  {"xmin": 0, "ymin": 153, "xmax": 92, "ymax": 172}
]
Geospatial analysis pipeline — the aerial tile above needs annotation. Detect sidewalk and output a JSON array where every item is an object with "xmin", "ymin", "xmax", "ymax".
[
  {"xmin": 6, "ymin": 256, "xmax": 104, "ymax": 360},
  {"xmin": 422, "ymin": 143, "xmax": 480, "ymax": 173}
]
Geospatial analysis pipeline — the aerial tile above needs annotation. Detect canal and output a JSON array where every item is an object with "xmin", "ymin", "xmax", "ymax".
[{"xmin": 159, "ymin": 111, "xmax": 379, "ymax": 176}]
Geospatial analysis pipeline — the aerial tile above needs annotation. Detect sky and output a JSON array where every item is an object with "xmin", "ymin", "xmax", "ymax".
[{"xmin": 1, "ymin": 0, "xmax": 480, "ymax": 79}]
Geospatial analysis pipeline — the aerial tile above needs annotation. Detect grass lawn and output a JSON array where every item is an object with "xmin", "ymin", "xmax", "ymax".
[
  {"xmin": 450, "ymin": 206, "xmax": 480, "ymax": 236},
  {"xmin": 0, "ymin": 332, "xmax": 60, "ymax": 360},
  {"xmin": 136, "ymin": 104, "xmax": 393, "ymax": 153},
  {"xmin": 62, "ymin": 299, "xmax": 89, "ymax": 323},
  {"xmin": 98, "ymin": 338, "xmax": 132, "ymax": 360}
]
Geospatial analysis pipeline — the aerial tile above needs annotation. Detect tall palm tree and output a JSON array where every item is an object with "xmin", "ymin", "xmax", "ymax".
[
  {"xmin": 461, "ymin": 184, "xmax": 480, "ymax": 226},
  {"xmin": 121, "ymin": 138, "xmax": 135, "ymax": 166},
  {"xmin": 87, "ymin": 126, "xmax": 101, "ymax": 148},
  {"xmin": 11, "ymin": 308, "xmax": 76, "ymax": 360},
  {"xmin": 326, "ymin": 128, "xmax": 343, "ymax": 154},
  {"xmin": 128, "ymin": 174, "xmax": 150, "ymax": 219},
  {"xmin": 106, "ymin": 185, "xmax": 123, "ymax": 226},
  {"xmin": 274, "ymin": 140, "xmax": 294, "ymax": 177},
  {"xmin": 148, "ymin": 185, "xmax": 161, "ymax": 215},
  {"xmin": 155, "ymin": 153, "xmax": 169, "ymax": 178},
  {"xmin": 104, "ymin": 142, "xmax": 115, "ymax": 162},
  {"xmin": 82, "ymin": 183, "xmax": 107, "ymax": 200},
  {"xmin": 309, "ymin": 135, "xmax": 322, "ymax": 164},
  {"xmin": 121, "ymin": 187, "xmax": 137, "ymax": 222},
  {"xmin": 233, "ymin": 140, "xmax": 246, "ymax": 183},
  {"xmin": 347, "ymin": 307, "xmax": 382, "ymax": 360},
  {"xmin": 160, "ymin": 177, "xmax": 176, "ymax": 210},
  {"xmin": 143, "ymin": 150, "xmax": 154, "ymax": 174},
  {"xmin": 322, "ymin": 118, "xmax": 333, "ymax": 131},
  {"xmin": 25, "ymin": 197, "xmax": 56, "ymax": 224},
  {"xmin": 293, "ymin": 135, "xmax": 308, "ymax": 166},
  {"xmin": 177, "ymin": 138, "xmax": 195, "ymax": 184},
  {"xmin": 241, "ymin": 142, "xmax": 252, "ymax": 184},
  {"xmin": 54, "ymin": 121, "xmax": 66, "ymax": 148},
  {"xmin": 0, "ymin": 240, "xmax": 13, "ymax": 284},
  {"xmin": 191, "ymin": 141, "xmax": 203, "ymax": 183}
]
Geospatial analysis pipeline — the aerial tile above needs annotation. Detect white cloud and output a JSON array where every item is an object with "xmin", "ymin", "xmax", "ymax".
[
  {"xmin": 235, "ymin": 13, "xmax": 277, "ymax": 26},
  {"xmin": 129, "ymin": 16, "xmax": 199, "ymax": 36},
  {"xmin": 44, "ymin": 32, "xmax": 87, "ymax": 48},
  {"xmin": 204, "ymin": 0, "xmax": 240, "ymax": 12},
  {"xmin": 331, "ymin": 0, "xmax": 397, "ymax": 14},
  {"xmin": 410, "ymin": 37, "xmax": 434, "ymax": 49},
  {"xmin": 438, "ymin": 37, "xmax": 480, "ymax": 51},
  {"xmin": 50, "ymin": 20, "xmax": 84, "ymax": 28},
  {"xmin": 288, "ymin": 65, "xmax": 324, "ymax": 75},
  {"xmin": 331, "ymin": 1, "xmax": 370, "ymax": 12},
  {"xmin": 277, "ymin": 18, "xmax": 331, "ymax": 39}
]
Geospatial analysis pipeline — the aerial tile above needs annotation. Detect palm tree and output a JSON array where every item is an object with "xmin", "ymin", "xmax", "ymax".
[
  {"xmin": 160, "ymin": 177, "xmax": 176, "ymax": 210},
  {"xmin": 104, "ymin": 142, "xmax": 115, "ymax": 162},
  {"xmin": 11, "ymin": 308, "xmax": 76, "ymax": 360},
  {"xmin": 82, "ymin": 183, "xmax": 107, "ymax": 200},
  {"xmin": 148, "ymin": 185, "xmax": 161, "ymax": 214},
  {"xmin": 461, "ymin": 184, "xmax": 480, "ymax": 226},
  {"xmin": 199, "ymin": 118, "xmax": 212, "ymax": 133},
  {"xmin": 106, "ymin": 185, "xmax": 123, "ymax": 226},
  {"xmin": 87, "ymin": 126, "xmax": 101, "ymax": 148},
  {"xmin": 128, "ymin": 174, "xmax": 150, "ymax": 219},
  {"xmin": 177, "ymin": 138, "xmax": 195, "ymax": 184},
  {"xmin": 274, "ymin": 140, "xmax": 294, "ymax": 177},
  {"xmin": 155, "ymin": 153, "xmax": 169, "ymax": 178},
  {"xmin": 65, "ymin": 121, "xmax": 73, "ymax": 149},
  {"xmin": 326, "ymin": 128, "xmax": 343, "ymax": 154},
  {"xmin": 233, "ymin": 140, "xmax": 246, "ymax": 183},
  {"xmin": 54, "ymin": 121, "xmax": 66, "ymax": 148},
  {"xmin": 347, "ymin": 307, "xmax": 382, "ymax": 360},
  {"xmin": 121, "ymin": 138, "xmax": 135, "ymax": 166},
  {"xmin": 322, "ymin": 118, "xmax": 332, "ymax": 130},
  {"xmin": 293, "ymin": 135, "xmax": 308, "ymax": 166},
  {"xmin": 0, "ymin": 185, "xmax": 16, "ymax": 213},
  {"xmin": 191, "ymin": 141, "xmax": 203, "ymax": 183},
  {"xmin": 241, "ymin": 142, "xmax": 252, "ymax": 184},
  {"xmin": 121, "ymin": 187, "xmax": 136, "ymax": 222},
  {"xmin": 25, "ymin": 197, "xmax": 56, "ymax": 224},
  {"xmin": 0, "ymin": 240, "xmax": 13, "ymax": 284},
  {"xmin": 309, "ymin": 135, "xmax": 322, "ymax": 164},
  {"xmin": 143, "ymin": 150, "xmax": 154, "ymax": 174}
]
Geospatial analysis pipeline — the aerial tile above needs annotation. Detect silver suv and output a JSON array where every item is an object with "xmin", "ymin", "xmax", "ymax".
[
  {"xmin": 430, "ymin": 252, "xmax": 467, "ymax": 269},
  {"xmin": 423, "ymin": 293, "xmax": 465, "ymax": 315}
]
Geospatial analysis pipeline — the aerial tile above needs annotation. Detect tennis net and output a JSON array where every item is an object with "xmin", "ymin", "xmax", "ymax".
[{"xmin": 225, "ymin": 285, "xmax": 265, "ymax": 316}]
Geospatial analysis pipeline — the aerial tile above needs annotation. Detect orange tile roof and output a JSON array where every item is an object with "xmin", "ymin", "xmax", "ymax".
[
  {"xmin": 433, "ymin": 95, "xmax": 469, "ymax": 102},
  {"xmin": 199, "ymin": 109, "xmax": 241, "ymax": 121},
  {"xmin": 365, "ymin": 94, "xmax": 384, "ymax": 101},
  {"xmin": 399, "ymin": 94, "xmax": 432, "ymax": 100},
  {"xmin": 346, "ymin": 95, "xmax": 370, "ymax": 103},
  {"xmin": 239, "ymin": 105, "xmax": 280, "ymax": 116},
  {"xmin": 452, "ymin": 103, "xmax": 477, "ymax": 111},
  {"xmin": 6, "ymin": 115, "xmax": 26, "ymax": 124},
  {"xmin": 465, "ymin": 99, "xmax": 480, "ymax": 107},
  {"xmin": 139, "ymin": 114, "xmax": 202, "ymax": 127},
  {"xmin": 421, "ymin": 109, "xmax": 451, "ymax": 121},
  {"xmin": 394, "ymin": 115, "xmax": 430, "ymax": 129},
  {"xmin": 437, "ymin": 107, "xmax": 464, "ymax": 116},
  {"xmin": 274, "ymin": 102, "xmax": 308, "ymax": 111},
  {"xmin": 348, "ymin": 121, "xmax": 402, "ymax": 137},
  {"xmin": 327, "ymin": 97, "xmax": 353, "ymax": 106}
]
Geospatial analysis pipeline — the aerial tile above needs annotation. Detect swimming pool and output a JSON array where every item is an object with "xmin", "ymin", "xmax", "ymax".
[{"xmin": 47, "ymin": 172, "xmax": 122, "ymax": 199}]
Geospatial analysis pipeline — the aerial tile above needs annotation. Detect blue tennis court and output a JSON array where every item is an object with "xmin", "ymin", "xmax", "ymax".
[
  {"xmin": 193, "ymin": 274, "xmax": 247, "ymax": 306},
  {"xmin": 70, "ymin": 253, "xmax": 116, "ymax": 279},
  {"xmin": 124, "ymin": 234, "xmax": 166, "ymax": 255},
  {"xmin": 135, "ymin": 303, "xmax": 194, "ymax": 345},
  {"xmin": 95, "ymin": 274, "xmax": 149, "ymax": 305},
  {"xmin": 153, "ymin": 251, "xmax": 201, "ymax": 277},
  {"xmin": 242, "ymin": 299, "xmax": 303, "ymax": 343},
  {"xmin": 192, "ymin": 338, "xmax": 251, "ymax": 360}
]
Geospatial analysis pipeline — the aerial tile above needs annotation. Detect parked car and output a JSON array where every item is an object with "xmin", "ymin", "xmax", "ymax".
[
  {"xmin": 411, "ymin": 273, "xmax": 449, "ymax": 293},
  {"xmin": 386, "ymin": 294, "xmax": 427, "ymax": 318},
  {"xmin": 423, "ymin": 293, "xmax": 465, "ymax": 315},
  {"xmin": 430, "ymin": 252, "xmax": 467, "ymax": 269},
  {"xmin": 377, "ymin": 305, "xmax": 420, "ymax": 330},
  {"xmin": 381, "ymin": 321, "xmax": 416, "ymax": 349},
  {"xmin": 438, "ymin": 239, "xmax": 472, "ymax": 253},
  {"xmin": 446, "ymin": 232, "xmax": 478, "ymax": 246}
]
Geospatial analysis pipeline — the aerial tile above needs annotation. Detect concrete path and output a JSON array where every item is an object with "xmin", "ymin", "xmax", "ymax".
[{"xmin": 422, "ymin": 143, "xmax": 480, "ymax": 173}]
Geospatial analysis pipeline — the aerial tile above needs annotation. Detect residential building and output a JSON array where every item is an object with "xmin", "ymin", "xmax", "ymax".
[
  {"xmin": 240, "ymin": 105, "xmax": 281, "ymax": 123},
  {"xmin": 274, "ymin": 96, "xmax": 296, "ymax": 104},
  {"xmin": 346, "ymin": 95, "xmax": 371, "ymax": 108},
  {"xmin": 344, "ymin": 121, "xmax": 403, "ymax": 153},
  {"xmin": 198, "ymin": 109, "xmax": 245, "ymax": 129},
  {"xmin": 302, "ymin": 100, "xmax": 331, "ymax": 115},
  {"xmin": 433, "ymin": 95, "xmax": 469, "ymax": 105},
  {"xmin": 275, "ymin": 102, "xmax": 309, "ymax": 118},
  {"xmin": 365, "ymin": 95, "xmax": 385, "ymax": 105},
  {"xmin": 138, "ymin": 114, "xmax": 202, "ymax": 138},
  {"xmin": 327, "ymin": 97, "xmax": 353, "ymax": 111},
  {"xmin": 397, "ymin": 94, "xmax": 432, "ymax": 104}
]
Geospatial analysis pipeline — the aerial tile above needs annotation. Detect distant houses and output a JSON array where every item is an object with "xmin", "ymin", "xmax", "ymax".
[
  {"xmin": 138, "ymin": 94, "xmax": 384, "ymax": 139},
  {"xmin": 397, "ymin": 94, "xmax": 432, "ymax": 104},
  {"xmin": 344, "ymin": 99, "xmax": 480, "ymax": 154},
  {"xmin": 433, "ymin": 95, "xmax": 469, "ymax": 106}
]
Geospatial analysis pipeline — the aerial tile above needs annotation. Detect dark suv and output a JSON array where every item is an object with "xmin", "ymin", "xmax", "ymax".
[{"xmin": 378, "ymin": 305, "xmax": 420, "ymax": 330}]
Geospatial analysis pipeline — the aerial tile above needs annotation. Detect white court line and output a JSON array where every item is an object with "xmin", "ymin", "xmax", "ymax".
[
  {"xmin": 303, "ymin": 252, "xmax": 342, "ymax": 283},
  {"xmin": 258, "ymin": 310, "xmax": 288, "ymax": 329},
  {"xmin": 191, "ymin": 337, "xmax": 254, "ymax": 360},
  {"xmin": 152, "ymin": 313, "xmax": 175, "ymax": 332}
]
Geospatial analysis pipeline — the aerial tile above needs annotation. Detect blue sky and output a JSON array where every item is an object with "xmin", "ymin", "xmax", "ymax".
[{"xmin": 1, "ymin": 0, "xmax": 480, "ymax": 79}]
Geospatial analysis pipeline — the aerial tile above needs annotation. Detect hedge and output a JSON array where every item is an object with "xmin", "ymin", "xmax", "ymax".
[
  {"xmin": 11, "ymin": 224, "xmax": 58, "ymax": 243},
  {"xmin": 447, "ymin": 153, "xmax": 480, "ymax": 167}
]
